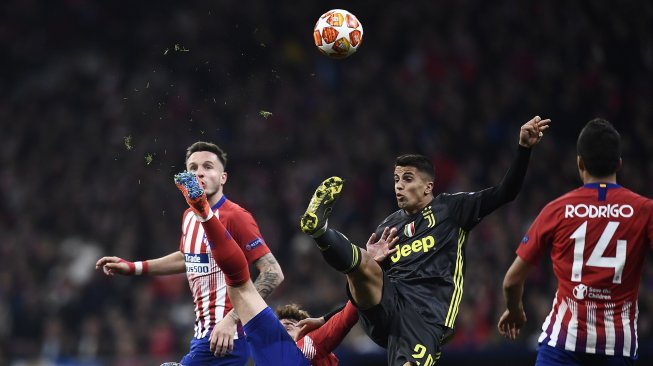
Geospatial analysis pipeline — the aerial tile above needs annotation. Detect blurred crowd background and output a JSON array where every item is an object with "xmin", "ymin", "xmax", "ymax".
[{"xmin": 2, "ymin": 0, "xmax": 653, "ymax": 365}]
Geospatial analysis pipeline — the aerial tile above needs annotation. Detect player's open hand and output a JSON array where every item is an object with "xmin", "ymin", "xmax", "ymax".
[
  {"xmin": 210, "ymin": 313, "xmax": 237, "ymax": 357},
  {"xmin": 519, "ymin": 116, "xmax": 551, "ymax": 148},
  {"xmin": 95, "ymin": 256, "xmax": 131, "ymax": 276},
  {"xmin": 497, "ymin": 308, "xmax": 527, "ymax": 340},
  {"xmin": 366, "ymin": 227, "xmax": 399, "ymax": 263},
  {"xmin": 296, "ymin": 317, "xmax": 326, "ymax": 340}
]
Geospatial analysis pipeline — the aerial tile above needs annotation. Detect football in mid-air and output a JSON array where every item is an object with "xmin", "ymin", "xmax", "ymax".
[{"xmin": 313, "ymin": 9, "xmax": 363, "ymax": 59}]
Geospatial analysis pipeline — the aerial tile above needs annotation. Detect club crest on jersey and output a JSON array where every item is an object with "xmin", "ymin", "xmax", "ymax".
[
  {"xmin": 422, "ymin": 206, "xmax": 436, "ymax": 228},
  {"xmin": 520, "ymin": 234, "xmax": 529, "ymax": 245},
  {"xmin": 404, "ymin": 222, "xmax": 416, "ymax": 237}
]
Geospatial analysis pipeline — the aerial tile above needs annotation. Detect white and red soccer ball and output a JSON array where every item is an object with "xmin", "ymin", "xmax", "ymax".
[{"xmin": 313, "ymin": 9, "xmax": 363, "ymax": 59}]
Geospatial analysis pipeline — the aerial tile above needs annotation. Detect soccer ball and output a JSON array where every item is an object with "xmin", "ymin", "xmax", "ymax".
[{"xmin": 313, "ymin": 9, "xmax": 363, "ymax": 59}]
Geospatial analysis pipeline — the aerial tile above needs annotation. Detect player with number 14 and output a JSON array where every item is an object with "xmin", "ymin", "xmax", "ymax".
[{"xmin": 499, "ymin": 119, "xmax": 653, "ymax": 365}]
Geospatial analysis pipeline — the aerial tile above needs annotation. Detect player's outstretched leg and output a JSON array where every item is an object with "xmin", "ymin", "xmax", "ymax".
[
  {"xmin": 300, "ymin": 176, "xmax": 362, "ymax": 274},
  {"xmin": 174, "ymin": 171, "xmax": 250, "ymax": 286}
]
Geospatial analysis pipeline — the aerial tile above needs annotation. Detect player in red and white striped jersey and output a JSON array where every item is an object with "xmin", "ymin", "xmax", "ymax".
[
  {"xmin": 277, "ymin": 301, "xmax": 359, "ymax": 366},
  {"xmin": 96, "ymin": 141, "xmax": 284, "ymax": 366},
  {"xmin": 498, "ymin": 119, "xmax": 653, "ymax": 365}
]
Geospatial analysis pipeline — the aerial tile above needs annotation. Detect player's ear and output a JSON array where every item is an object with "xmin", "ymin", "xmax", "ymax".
[
  {"xmin": 577, "ymin": 156, "xmax": 584, "ymax": 172},
  {"xmin": 424, "ymin": 181, "xmax": 434, "ymax": 195},
  {"xmin": 221, "ymin": 171, "xmax": 228, "ymax": 185},
  {"xmin": 616, "ymin": 158, "xmax": 623, "ymax": 172}
]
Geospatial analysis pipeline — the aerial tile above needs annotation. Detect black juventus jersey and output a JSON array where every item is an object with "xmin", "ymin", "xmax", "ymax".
[{"xmin": 375, "ymin": 191, "xmax": 486, "ymax": 328}]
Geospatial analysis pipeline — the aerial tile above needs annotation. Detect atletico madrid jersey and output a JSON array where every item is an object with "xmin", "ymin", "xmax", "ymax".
[
  {"xmin": 517, "ymin": 183, "xmax": 653, "ymax": 358},
  {"xmin": 179, "ymin": 195, "xmax": 271, "ymax": 339},
  {"xmin": 296, "ymin": 301, "xmax": 359, "ymax": 366}
]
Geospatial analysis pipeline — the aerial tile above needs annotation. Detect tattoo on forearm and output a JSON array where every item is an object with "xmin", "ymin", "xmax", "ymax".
[
  {"xmin": 253, "ymin": 254, "xmax": 282, "ymax": 300},
  {"xmin": 254, "ymin": 271, "xmax": 279, "ymax": 299}
]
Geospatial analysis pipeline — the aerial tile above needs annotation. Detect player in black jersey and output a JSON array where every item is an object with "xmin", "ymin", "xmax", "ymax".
[{"xmin": 300, "ymin": 116, "xmax": 550, "ymax": 366}]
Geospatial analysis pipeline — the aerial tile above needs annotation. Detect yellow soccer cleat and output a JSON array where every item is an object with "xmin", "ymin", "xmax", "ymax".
[{"xmin": 300, "ymin": 176, "xmax": 344, "ymax": 236}]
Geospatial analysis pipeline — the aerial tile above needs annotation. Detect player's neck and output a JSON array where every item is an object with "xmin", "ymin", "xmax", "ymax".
[
  {"xmin": 583, "ymin": 174, "xmax": 617, "ymax": 185},
  {"xmin": 207, "ymin": 192, "xmax": 224, "ymax": 207},
  {"xmin": 404, "ymin": 198, "xmax": 432, "ymax": 215}
]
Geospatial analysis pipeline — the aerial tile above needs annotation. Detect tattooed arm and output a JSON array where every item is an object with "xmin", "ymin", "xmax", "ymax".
[
  {"xmin": 209, "ymin": 252, "xmax": 284, "ymax": 356},
  {"xmin": 251, "ymin": 252, "xmax": 285, "ymax": 299},
  {"xmin": 227, "ymin": 252, "xmax": 284, "ymax": 322}
]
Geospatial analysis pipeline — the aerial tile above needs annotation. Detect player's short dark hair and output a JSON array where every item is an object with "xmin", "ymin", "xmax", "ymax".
[
  {"xmin": 576, "ymin": 118, "xmax": 621, "ymax": 177},
  {"xmin": 395, "ymin": 154, "xmax": 435, "ymax": 181},
  {"xmin": 275, "ymin": 304, "xmax": 310, "ymax": 322},
  {"xmin": 185, "ymin": 141, "xmax": 228, "ymax": 169}
]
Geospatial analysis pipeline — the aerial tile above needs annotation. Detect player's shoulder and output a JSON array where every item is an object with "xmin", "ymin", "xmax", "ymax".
[
  {"xmin": 219, "ymin": 198, "xmax": 256, "ymax": 220},
  {"xmin": 612, "ymin": 186, "xmax": 653, "ymax": 204},
  {"xmin": 378, "ymin": 208, "xmax": 405, "ymax": 228},
  {"xmin": 435, "ymin": 191, "xmax": 478, "ymax": 206},
  {"xmin": 437, "ymin": 191, "xmax": 475, "ymax": 199}
]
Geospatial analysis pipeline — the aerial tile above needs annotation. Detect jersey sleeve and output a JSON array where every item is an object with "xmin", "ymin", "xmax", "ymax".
[
  {"xmin": 516, "ymin": 203, "xmax": 558, "ymax": 265},
  {"xmin": 304, "ymin": 301, "xmax": 358, "ymax": 355},
  {"xmin": 441, "ymin": 191, "xmax": 484, "ymax": 231},
  {"xmin": 225, "ymin": 209, "xmax": 271, "ymax": 264}
]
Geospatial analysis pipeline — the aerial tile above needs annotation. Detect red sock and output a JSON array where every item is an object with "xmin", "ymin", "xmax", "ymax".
[{"xmin": 201, "ymin": 215, "xmax": 250, "ymax": 286}]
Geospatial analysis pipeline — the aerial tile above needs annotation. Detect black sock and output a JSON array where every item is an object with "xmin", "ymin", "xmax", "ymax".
[{"xmin": 314, "ymin": 228, "xmax": 362, "ymax": 274}]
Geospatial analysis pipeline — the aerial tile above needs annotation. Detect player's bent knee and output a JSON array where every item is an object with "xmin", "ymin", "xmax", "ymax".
[{"xmin": 347, "ymin": 254, "xmax": 384, "ymax": 309}]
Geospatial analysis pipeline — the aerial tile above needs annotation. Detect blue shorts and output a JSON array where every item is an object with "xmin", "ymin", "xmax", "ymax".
[
  {"xmin": 180, "ymin": 332, "xmax": 250, "ymax": 366},
  {"xmin": 536, "ymin": 344, "xmax": 636, "ymax": 366},
  {"xmin": 243, "ymin": 307, "xmax": 310, "ymax": 366}
]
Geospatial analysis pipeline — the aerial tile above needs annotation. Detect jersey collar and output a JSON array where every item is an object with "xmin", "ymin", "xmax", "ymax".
[
  {"xmin": 583, "ymin": 183, "xmax": 621, "ymax": 189},
  {"xmin": 211, "ymin": 195, "xmax": 228, "ymax": 210}
]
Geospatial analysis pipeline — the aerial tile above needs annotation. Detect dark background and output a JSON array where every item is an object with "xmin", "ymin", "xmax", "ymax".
[{"xmin": 2, "ymin": 0, "xmax": 652, "ymax": 365}]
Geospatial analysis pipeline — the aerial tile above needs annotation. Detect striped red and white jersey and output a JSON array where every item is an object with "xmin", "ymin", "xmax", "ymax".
[
  {"xmin": 296, "ymin": 301, "xmax": 359, "ymax": 366},
  {"xmin": 517, "ymin": 183, "xmax": 653, "ymax": 358},
  {"xmin": 179, "ymin": 195, "xmax": 270, "ymax": 339}
]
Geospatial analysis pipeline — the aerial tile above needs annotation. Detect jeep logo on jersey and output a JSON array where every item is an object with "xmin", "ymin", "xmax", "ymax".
[
  {"xmin": 564, "ymin": 204, "xmax": 634, "ymax": 218},
  {"xmin": 390, "ymin": 235, "xmax": 435, "ymax": 263},
  {"xmin": 404, "ymin": 222, "xmax": 416, "ymax": 237},
  {"xmin": 573, "ymin": 284, "xmax": 588, "ymax": 300}
]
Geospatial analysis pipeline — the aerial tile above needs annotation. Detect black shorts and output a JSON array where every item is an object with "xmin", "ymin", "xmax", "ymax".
[{"xmin": 347, "ymin": 271, "xmax": 451, "ymax": 366}]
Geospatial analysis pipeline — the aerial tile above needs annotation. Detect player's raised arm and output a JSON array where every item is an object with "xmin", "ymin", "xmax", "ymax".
[{"xmin": 477, "ymin": 116, "xmax": 551, "ymax": 218}]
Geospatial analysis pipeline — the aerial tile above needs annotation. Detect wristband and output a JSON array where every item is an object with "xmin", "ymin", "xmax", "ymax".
[
  {"xmin": 119, "ymin": 259, "xmax": 148, "ymax": 275},
  {"xmin": 195, "ymin": 208, "xmax": 214, "ymax": 223},
  {"xmin": 134, "ymin": 261, "xmax": 149, "ymax": 275}
]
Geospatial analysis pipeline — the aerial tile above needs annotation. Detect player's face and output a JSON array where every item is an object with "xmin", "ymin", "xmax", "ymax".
[
  {"xmin": 280, "ymin": 319, "xmax": 300, "ymax": 341},
  {"xmin": 394, "ymin": 166, "xmax": 433, "ymax": 214},
  {"xmin": 186, "ymin": 151, "xmax": 227, "ymax": 199}
]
